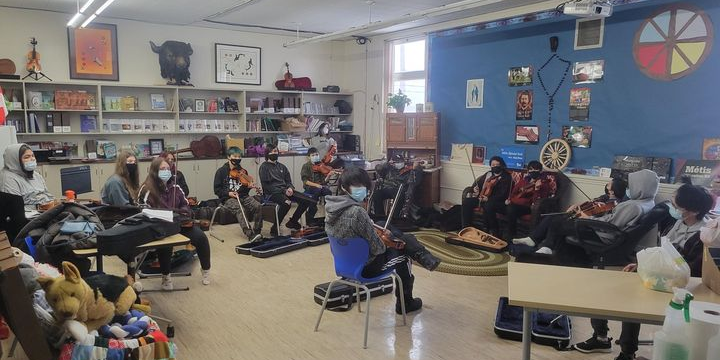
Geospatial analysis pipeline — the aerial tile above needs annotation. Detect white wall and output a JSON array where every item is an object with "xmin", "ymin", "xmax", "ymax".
[{"xmin": 0, "ymin": 7, "xmax": 341, "ymax": 90}]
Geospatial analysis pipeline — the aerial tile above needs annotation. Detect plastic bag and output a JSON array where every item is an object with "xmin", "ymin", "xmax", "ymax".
[{"xmin": 636, "ymin": 238, "xmax": 690, "ymax": 292}]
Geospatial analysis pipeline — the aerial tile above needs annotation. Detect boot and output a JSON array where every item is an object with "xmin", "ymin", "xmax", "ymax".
[
  {"xmin": 395, "ymin": 275, "xmax": 422, "ymax": 314},
  {"xmin": 413, "ymin": 250, "xmax": 441, "ymax": 271}
]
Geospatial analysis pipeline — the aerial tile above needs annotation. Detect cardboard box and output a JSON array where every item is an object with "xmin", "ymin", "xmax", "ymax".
[
  {"xmin": 702, "ymin": 246, "xmax": 720, "ymax": 295},
  {"xmin": 0, "ymin": 256, "xmax": 17, "ymax": 271}
]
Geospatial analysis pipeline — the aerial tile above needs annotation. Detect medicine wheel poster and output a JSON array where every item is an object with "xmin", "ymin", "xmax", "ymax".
[{"xmin": 633, "ymin": 4, "xmax": 714, "ymax": 81}]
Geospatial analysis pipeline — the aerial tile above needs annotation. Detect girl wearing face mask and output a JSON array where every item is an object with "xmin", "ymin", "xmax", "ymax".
[
  {"xmin": 160, "ymin": 151, "xmax": 189, "ymax": 196},
  {"xmin": 461, "ymin": 156, "xmax": 512, "ymax": 229},
  {"xmin": 100, "ymin": 151, "xmax": 140, "ymax": 206},
  {"xmin": 309, "ymin": 122, "xmax": 337, "ymax": 159},
  {"xmin": 324, "ymin": 167, "xmax": 441, "ymax": 314},
  {"xmin": 0, "ymin": 143, "xmax": 55, "ymax": 210},
  {"xmin": 138, "ymin": 157, "xmax": 212, "ymax": 289}
]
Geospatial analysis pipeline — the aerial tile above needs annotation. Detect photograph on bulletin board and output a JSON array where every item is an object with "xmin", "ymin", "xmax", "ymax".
[
  {"xmin": 703, "ymin": 138, "xmax": 720, "ymax": 160},
  {"xmin": 569, "ymin": 87, "xmax": 590, "ymax": 121},
  {"xmin": 515, "ymin": 90, "xmax": 533, "ymax": 120},
  {"xmin": 508, "ymin": 66, "xmax": 532, "ymax": 86},
  {"xmin": 466, "ymin": 79, "xmax": 484, "ymax": 108},
  {"xmin": 563, "ymin": 125, "xmax": 593, "ymax": 148},
  {"xmin": 572, "ymin": 60, "xmax": 604, "ymax": 84},
  {"xmin": 515, "ymin": 125, "xmax": 539, "ymax": 144}
]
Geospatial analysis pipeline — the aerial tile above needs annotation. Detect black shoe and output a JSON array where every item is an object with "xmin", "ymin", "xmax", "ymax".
[
  {"xmin": 415, "ymin": 251, "xmax": 441, "ymax": 271},
  {"xmin": 614, "ymin": 353, "xmax": 635, "ymax": 360},
  {"xmin": 396, "ymin": 297, "xmax": 422, "ymax": 314},
  {"xmin": 573, "ymin": 336, "xmax": 612, "ymax": 353},
  {"xmin": 285, "ymin": 220, "xmax": 302, "ymax": 230}
]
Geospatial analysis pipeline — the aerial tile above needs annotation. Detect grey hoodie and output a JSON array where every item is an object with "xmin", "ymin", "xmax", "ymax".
[
  {"xmin": 0, "ymin": 143, "xmax": 54, "ymax": 210},
  {"xmin": 595, "ymin": 169, "xmax": 659, "ymax": 228},
  {"xmin": 324, "ymin": 194, "xmax": 386, "ymax": 262}
]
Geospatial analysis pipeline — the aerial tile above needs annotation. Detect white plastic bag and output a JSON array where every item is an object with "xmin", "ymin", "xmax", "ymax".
[
  {"xmin": 636, "ymin": 238, "xmax": 690, "ymax": 293},
  {"xmin": 700, "ymin": 216, "xmax": 720, "ymax": 247}
]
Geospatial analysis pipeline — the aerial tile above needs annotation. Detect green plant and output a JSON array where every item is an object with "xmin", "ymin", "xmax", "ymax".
[{"xmin": 387, "ymin": 90, "xmax": 412, "ymax": 110}]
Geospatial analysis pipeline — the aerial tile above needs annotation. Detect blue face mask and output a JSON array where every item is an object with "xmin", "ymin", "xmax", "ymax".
[
  {"xmin": 311, "ymin": 155, "xmax": 321, "ymax": 164},
  {"xmin": 23, "ymin": 161, "xmax": 37, "ymax": 172},
  {"xmin": 159, "ymin": 169, "xmax": 172, "ymax": 182},
  {"xmin": 349, "ymin": 186, "xmax": 367, "ymax": 202},
  {"xmin": 668, "ymin": 203, "xmax": 683, "ymax": 220}
]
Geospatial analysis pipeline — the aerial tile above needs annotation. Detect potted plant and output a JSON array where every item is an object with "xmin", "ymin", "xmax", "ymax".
[{"xmin": 387, "ymin": 90, "xmax": 412, "ymax": 113}]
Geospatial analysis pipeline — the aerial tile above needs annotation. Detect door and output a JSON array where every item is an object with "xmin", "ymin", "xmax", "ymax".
[
  {"xmin": 386, "ymin": 114, "xmax": 407, "ymax": 143},
  {"xmin": 416, "ymin": 114, "xmax": 437, "ymax": 143}
]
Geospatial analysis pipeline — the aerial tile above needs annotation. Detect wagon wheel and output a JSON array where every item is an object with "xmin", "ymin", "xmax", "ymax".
[{"xmin": 540, "ymin": 139, "xmax": 571, "ymax": 170}]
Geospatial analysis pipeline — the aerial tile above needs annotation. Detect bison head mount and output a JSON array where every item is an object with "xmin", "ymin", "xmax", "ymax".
[{"xmin": 150, "ymin": 40, "xmax": 193, "ymax": 86}]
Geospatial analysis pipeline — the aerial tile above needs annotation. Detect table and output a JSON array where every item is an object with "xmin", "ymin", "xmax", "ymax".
[
  {"xmin": 74, "ymin": 234, "xmax": 190, "ymax": 273},
  {"xmin": 508, "ymin": 262, "xmax": 720, "ymax": 360}
]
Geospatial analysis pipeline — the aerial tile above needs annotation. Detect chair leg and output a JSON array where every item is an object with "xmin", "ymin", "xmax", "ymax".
[
  {"xmin": 355, "ymin": 285, "xmax": 362, "ymax": 313},
  {"xmin": 394, "ymin": 273, "xmax": 407, "ymax": 325},
  {"xmin": 8, "ymin": 337, "xmax": 18, "ymax": 357},
  {"xmin": 362, "ymin": 284, "xmax": 371, "ymax": 349},
  {"xmin": 209, "ymin": 206, "xmax": 225, "ymax": 243},
  {"xmin": 314, "ymin": 280, "xmax": 336, "ymax": 331}
]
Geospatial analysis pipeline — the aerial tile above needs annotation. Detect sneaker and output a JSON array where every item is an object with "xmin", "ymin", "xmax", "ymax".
[
  {"xmin": 285, "ymin": 220, "xmax": 302, "ymax": 230},
  {"xmin": 201, "ymin": 270, "xmax": 210, "ymax": 285},
  {"xmin": 161, "ymin": 275, "xmax": 174, "ymax": 291},
  {"xmin": 573, "ymin": 336, "xmax": 612, "ymax": 353},
  {"xmin": 615, "ymin": 353, "xmax": 635, "ymax": 360},
  {"xmin": 250, "ymin": 233, "xmax": 263, "ymax": 243},
  {"xmin": 535, "ymin": 247, "xmax": 553, "ymax": 255},
  {"xmin": 512, "ymin": 237, "xmax": 536, "ymax": 247},
  {"xmin": 396, "ymin": 297, "xmax": 423, "ymax": 314}
]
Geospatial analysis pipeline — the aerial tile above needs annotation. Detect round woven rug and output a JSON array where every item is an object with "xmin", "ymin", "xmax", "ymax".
[{"xmin": 411, "ymin": 229, "xmax": 511, "ymax": 276}]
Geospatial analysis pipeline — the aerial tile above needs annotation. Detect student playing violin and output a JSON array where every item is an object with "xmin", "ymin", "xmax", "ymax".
[
  {"xmin": 461, "ymin": 156, "xmax": 512, "ymax": 230},
  {"xmin": 300, "ymin": 147, "xmax": 335, "ymax": 226},
  {"xmin": 213, "ymin": 146, "xmax": 263, "ymax": 242}
]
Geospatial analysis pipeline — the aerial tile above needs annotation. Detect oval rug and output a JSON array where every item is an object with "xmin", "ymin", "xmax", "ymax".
[{"xmin": 411, "ymin": 229, "xmax": 510, "ymax": 276}]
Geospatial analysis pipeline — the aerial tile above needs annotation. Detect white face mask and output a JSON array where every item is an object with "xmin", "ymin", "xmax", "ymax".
[
  {"xmin": 159, "ymin": 169, "xmax": 172, "ymax": 182},
  {"xmin": 23, "ymin": 161, "xmax": 37, "ymax": 172},
  {"xmin": 322, "ymin": 127, "xmax": 329, "ymax": 135}
]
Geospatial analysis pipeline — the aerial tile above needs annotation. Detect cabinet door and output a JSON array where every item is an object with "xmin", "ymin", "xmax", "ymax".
[
  {"xmin": 92, "ymin": 163, "xmax": 116, "ymax": 200},
  {"xmin": 176, "ymin": 160, "xmax": 196, "ymax": 197},
  {"xmin": 195, "ymin": 160, "xmax": 219, "ymax": 201},
  {"xmin": 292, "ymin": 156, "xmax": 306, "ymax": 190},
  {"xmin": 41, "ymin": 164, "xmax": 63, "ymax": 199},
  {"xmin": 405, "ymin": 115, "xmax": 418, "ymax": 142},
  {"xmin": 386, "ymin": 115, "xmax": 407, "ymax": 143},
  {"xmin": 416, "ymin": 114, "xmax": 437, "ymax": 143}
]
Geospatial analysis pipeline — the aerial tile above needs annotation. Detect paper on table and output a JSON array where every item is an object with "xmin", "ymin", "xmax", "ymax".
[{"xmin": 141, "ymin": 209, "xmax": 173, "ymax": 222}]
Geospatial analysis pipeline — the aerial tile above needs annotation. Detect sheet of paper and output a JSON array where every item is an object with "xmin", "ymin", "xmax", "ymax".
[{"xmin": 141, "ymin": 209, "xmax": 173, "ymax": 222}]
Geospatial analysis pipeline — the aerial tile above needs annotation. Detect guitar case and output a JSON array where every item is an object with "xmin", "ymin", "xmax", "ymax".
[
  {"xmin": 233, "ymin": 236, "xmax": 308, "ymax": 258},
  {"xmin": 313, "ymin": 277, "xmax": 394, "ymax": 311},
  {"xmin": 494, "ymin": 296, "xmax": 572, "ymax": 349},
  {"xmin": 445, "ymin": 227, "xmax": 508, "ymax": 253}
]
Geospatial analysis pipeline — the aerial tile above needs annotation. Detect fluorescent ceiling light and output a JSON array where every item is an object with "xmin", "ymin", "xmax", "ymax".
[
  {"xmin": 95, "ymin": 0, "xmax": 115, "ymax": 15},
  {"xmin": 284, "ymin": 0, "xmax": 503, "ymax": 47},
  {"xmin": 79, "ymin": 0, "xmax": 96, "ymax": 13},
  {"xmin": 67, "ymin": 12, "xmax": 84, "ymax": 27},
  {"xmin": 80, "ymin": 13, "xmax": 97, "ymax": 28},
  {"xmin": 205, "ymin": 0, "xmax": 255, "ymax": 20}
]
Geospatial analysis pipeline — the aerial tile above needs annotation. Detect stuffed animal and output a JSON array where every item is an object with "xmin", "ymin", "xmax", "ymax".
[
  {"xmin": 149, "ymin": 40, "xmax": 193, "ymax": 86},
  {"xmin": 99, "ymin": 310, "xmax": 151, "ymax": 339},
  {"xmin": 37, "ymin": 262, "xmax": 136, "ymax": 331}
]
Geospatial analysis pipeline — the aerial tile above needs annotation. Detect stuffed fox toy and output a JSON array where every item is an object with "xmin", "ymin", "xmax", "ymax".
[{"xmin": 37, "ymin": 262, "xmax": 137, "ymax": 331}]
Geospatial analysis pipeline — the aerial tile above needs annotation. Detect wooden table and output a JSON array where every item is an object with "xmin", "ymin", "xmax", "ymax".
[
  {"xmin": 508, "ymin": 262, "xmax": 720, "ymax": 360},
  {"xmin": 74, "ymin": 234, "xmax": 190, "ymax": 272}
]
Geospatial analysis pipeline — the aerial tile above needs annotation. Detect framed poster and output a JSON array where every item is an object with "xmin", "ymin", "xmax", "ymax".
[
  {"xmin": 569, "ymin": 87, "xmax": 591, "ymax": 121},
  {"xmin": 466, "ymin": 79, "xmax": 484, "ymax": 108},
  {"xmin": 515, "ymin": 125, "xmax": 539, "ymax": 144},
  {"xmin": 562, "ymin": 125, "xmax": 593, "ymax": 148},
  {"xmin": 703, "ymin": 138, "xmax": 720, "ymax": 160},
  {"xmin": 68, "ymin": 23, "xmax": 119, "ymax": 81},
  {"xmin": 508, "ymin": 66, "xmax": 532, "ymax": 86},
  {"xmin": 215, "ymin": 43, "xmax": 261, "ymax": 85},
  {"xmin": 472, "ymin": 146, "xmax": 486, "ymax": 164},
  {"xmin": 515, "ymin": 90, "xmax": 533, "ymax": 120},
  {"xmin": 149, "ymin": 139, "xmax": 164, "ymax": 155}
]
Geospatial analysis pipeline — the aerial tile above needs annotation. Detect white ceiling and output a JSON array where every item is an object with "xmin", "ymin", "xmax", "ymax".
[{"xmin": 0, "ymin": 0, "xmax": 551, "ymax": 37}]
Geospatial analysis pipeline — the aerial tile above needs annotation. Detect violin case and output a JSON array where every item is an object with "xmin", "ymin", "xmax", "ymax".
[
  {"xmin": 494, "ymin": 296, "xmax": 572, "ymax": 349},
  {"xmin": 234, "ymin": 236, "xmax": 309, "ymax": 258},
  {"xmin": 446, "ymin": 227, "xmax": 508, "ymax": 253},
  {"xmin": 290, "ymin": 226, "xmax": 328, "ymax": 246},
  {"xmin": 313, "ymin": 277, "xmax": 394, "ymax": 311}
]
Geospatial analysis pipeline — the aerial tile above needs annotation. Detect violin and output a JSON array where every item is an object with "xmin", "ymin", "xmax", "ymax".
[
  {"xmin": 322, "ymin": 144, "xmax": 336, "ymax": 165},
  {"xmin": 570, "ymin": 199, "xmax": 618, "ymax": 218},
  {"xmin": 479, "ymin": 174, "xmax": 501, "ymax": 199},
  {"xmin": 26, "ymin": 38, "xmax": 41, "ymax": 73},
  {"xmin": 230, "ymin": 168, "xmax": 263, "ymax": 195},
  {"xmin": 283, "ymin": 62, "xmax": 295, "ymax": 88},
  {"xmin": 312, "ymin": 162, "xmax": 336, "ymax": 176},
  {"xmin": 509, "ymin": 176, "xmax": 545, "ymax": 203},
  {"xmin": 373, "ymin": 223, "xmax": 405, "ymax": 250}
]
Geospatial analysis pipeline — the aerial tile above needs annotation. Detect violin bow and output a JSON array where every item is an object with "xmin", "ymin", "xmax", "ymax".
[
  {"xmin": 233, "ymin": 192, "xmax": 252, "ymax": 230},
  {"xmin": 464, "ymin": 147, "xmax": 477, "ymax": 182},
  {"xmin": 383, "ymin": 183, "xmax": 404, "ymax": 231}
]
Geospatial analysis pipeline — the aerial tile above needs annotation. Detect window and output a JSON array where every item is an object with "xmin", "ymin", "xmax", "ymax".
[{"xmin": 388, "ymin": 38, "xmax": 427, "ymax": 112}]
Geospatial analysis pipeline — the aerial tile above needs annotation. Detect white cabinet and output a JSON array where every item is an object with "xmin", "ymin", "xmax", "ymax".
[
  {"xmin": 175, "ymin": 158, "xmax": 220, "ymax": 201},
  {"xmin": 291, "ymin": 156, "xmax": 306, "ymax": 190},
  {"xmin": 91, "ymin": 162, "xmax": 116, "ymax": 200},
  {"xmin": 38, "ymin": 164, "xmax": 62, "ymax": 199}
]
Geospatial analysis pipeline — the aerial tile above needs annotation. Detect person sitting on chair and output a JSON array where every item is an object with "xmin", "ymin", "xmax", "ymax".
[
  {"xmin": 372, "ymin": 154, "xmax": 423, "ymax": 219},
  {"xmin": 300, "ymin": 147, "xmax": 335, "ymax": 226},
  {"xmin": 0, "ymin": 143, "xmax": 55, "ymax": 210},
  {"xmin": 485, "ymin": 161, "xmax": 551, "ymax": 240},
  {"xmin": 259, "ymin": 144, "xmax": 311, "ymax": 235},
  {"xmin": 572, "ymin": 177, "xmax": 712, "ymax": 358},
  {"xmin": 138, "ymin": 157, "xmax": 212, "ymax": 290},
  {"xmin": 160, "ymin": 151, "xmax": 189, "ymax": 196},
  {"xmin": 461, "ymin": 156, "xmax": 513, "ymax": 229},
  {"xmin": 324, "ymin": 167, "xmax": 441, "ymax": 314},
  {"xmin": 100, "ymin": 151, "xmax": 139, "ymax": 206},
  {"xmin": 513, "ymin": 177, "xmax": 627, "ymax": 249},
  {"xmin": 213, "ymin": 146, "xmax": 263, "ymax": 242}
]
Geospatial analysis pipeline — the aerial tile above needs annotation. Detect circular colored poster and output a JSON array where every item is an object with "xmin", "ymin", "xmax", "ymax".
[{"xmin": 633, "ymin": 4, "xmax": 714, "ymax": 81}]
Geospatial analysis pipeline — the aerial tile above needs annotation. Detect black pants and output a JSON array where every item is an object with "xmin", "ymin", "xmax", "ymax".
[
  {"xmin": 590, "ymin": 320, "xmax": 641, "ymax": 354},
  {"xmin": 536, "ymin": 214, "xmax": 575, "ymax": 248},
  {"xmin": 304, "ymin": 187, "xmax": 332, "ymax": 223},
  {"xmin": 158, "ymin": 225, "xmax": 211, "ymax": 275},
  {"xmin": 372, "ymin": 186, "xmax": 405, "ymax": 218},
  {"xmin": 461, "ymin": 196, "xmax": 479, "ymax": 228},
  {"xmin": 483, "ymin": 202, "xmax": 530, "ymax": 239},
  {"xmin": 268, "ymin": 192, "xmax": 292, "ymax": 225}
]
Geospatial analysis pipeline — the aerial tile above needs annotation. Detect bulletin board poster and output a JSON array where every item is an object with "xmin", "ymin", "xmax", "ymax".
[
  {"xmin": 500, "ymin": 146, "xmax": 525, "ymax": 169},
  {"xmin": 703, "ymin": 138, "xmax": 720, "ymax": 160},
  {"xmin": 675, "ymin": 159, "xmax": 720, "ymax": 189}
]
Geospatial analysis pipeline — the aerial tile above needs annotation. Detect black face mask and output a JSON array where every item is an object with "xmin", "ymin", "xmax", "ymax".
[
  {"xmin": 231, "ymin": 159, "xmax": 242, "ymax": 167},
  {"xmin": 528, "ymin": 171, "xmax": 540, "ymax": 179},
  {"xmin": 126, "ymin": 163, "xmax": 138, "ymax": 176},
  {"xmin": 491, "ymin": 166, "xmax": 502, "ymax": 174},
  {"xmin": 268, "ymin": 153, "xmax": 279, "ymax": 162}
]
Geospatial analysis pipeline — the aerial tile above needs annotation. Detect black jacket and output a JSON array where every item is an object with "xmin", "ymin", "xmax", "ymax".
[
  {"xmin": 213, "ymin": 163, "xmax": 251, "ymax": 202},
  {"xmin": 472, "ymin": 170, "xmax": 512, "ymax": 204},
  {"xmin": 259, "ymin": 161, "xmax": 294, "ymax": 196},
  {"xmin": 677, "ymin": 233, "xmax": 704, "ymax": 277},
  {"xmin": 175, "ymin": 170, "xmax": 189, "ymax": 196}
]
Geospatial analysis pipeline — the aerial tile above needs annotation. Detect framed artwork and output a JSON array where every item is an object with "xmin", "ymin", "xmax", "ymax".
[
  {"xmin": 575, "ymin": 18, "xmax": 605, "ymax": 50},
  {"xmin": 466, "ymin": 79, "xmax": 484, "ymax": 108},
  {"xmin": 508, "ymin": 66, "xmax": 532, "ymax": 86},
  {"xmin": 515, "ymin": 125, "xmax": 539, "ymax": 144},
  {"xmin": 703, "ymin": 138, "xmax": 720, "ymax": 160},
  {"xmin": 573, "ymin": 60, "xmax": 604, "ymax": 83},
  {"xmin": 515, "ymin": 90, "xmax": 533, "ymax": 120},
  {"xmin": 215, "ymin": 43, "xmax": 261, "ymax": 85},
  {"xmin": 472, "ymin": 146, "xmax": 486, "ymax": 164},
  {"xmin": 68, "ymin": 23, "xmax": 119, "ymax": 81},
  {"xmin": 194, "ymin": 99, "xmax": 206, "ymax": 112},
  {"xmin": 149, "ymin": 139, "xmax": 164, "ymax": 155},
  {"xmin": 569, "ymin": 87, "xmax": 591, "ymax": 121},
  {"xmin": 562, "ymin": 126, "xmax": 593, "ymax": 148}
]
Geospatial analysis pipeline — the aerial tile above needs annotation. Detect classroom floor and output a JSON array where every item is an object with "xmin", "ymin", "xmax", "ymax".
[{"xmin": 3, "ymin": 222, "xmax": 657, "ymax": 360}]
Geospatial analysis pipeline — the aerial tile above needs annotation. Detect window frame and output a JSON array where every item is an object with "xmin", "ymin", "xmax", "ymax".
[{"xmin": 386, "ymin": 36, "xmax": 428, "ymax": 112}]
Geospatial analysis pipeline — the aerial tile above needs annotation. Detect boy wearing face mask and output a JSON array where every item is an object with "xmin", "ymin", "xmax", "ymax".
[
  {"xmin": 300, "ymin": 147, "xmax": 333, "ymax": 226},
  {"xmin": 372, "ymin": 154, "xmax": 422, "ymax": 219},
  {"xmin": 213, "ymin": 147, "xmax": 263, "ymax": 242},
  {"xmin": 1, "ymin": 143, "xmax": 55, "ymax": 210},
  {"xmin": 324, "ymin": 167, "xmax": 441, "ymax": 314},
  {"xmin": 100, "ymin": 151, "xmax": 140, "ymax": 206},
  {"xmin": 461, "ymin": 156, "xmax": 513, "ymax": 229}
]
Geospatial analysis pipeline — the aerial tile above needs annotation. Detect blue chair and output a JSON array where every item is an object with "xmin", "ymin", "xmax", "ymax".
[{"xmin": 314, "ymin": 237, "xmax": 406, "ymax": 348}]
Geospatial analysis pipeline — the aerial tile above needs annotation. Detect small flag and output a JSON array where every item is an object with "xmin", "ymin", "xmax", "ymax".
[{"xmin": 0, "ymin": 86, "xmax": 8, "ymax": 126}]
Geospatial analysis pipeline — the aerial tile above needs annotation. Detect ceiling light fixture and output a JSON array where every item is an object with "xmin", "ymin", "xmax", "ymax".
[
  {"xmin": 79, "ymin": 0, "xmax": 116, "ymax": 28},
  {"xmin": 80, "ymin": 13, "xmax": 97, "ymax": 28},
  {"xmin": 79, "ymin": 0, "xmax": 96, "ymax": 13},
  {"xmin": 67, "ymin": 0, "xmax": 84, "ymax": 27},
  {"xmin": 94, "ymin": 0, "xmax": 116, "ymax": 16},
  {"xmin": 283, "ymin": 0, "xmax": 504, "ymax": 47},
  {"xmin": 205, "ymin": 0, "xmax": 255, "ymax": 20}
]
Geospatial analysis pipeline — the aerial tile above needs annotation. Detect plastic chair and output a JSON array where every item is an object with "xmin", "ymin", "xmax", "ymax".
[{"xmin": 314, "ymin": 237, "xmax": 406, "ymax": 348}]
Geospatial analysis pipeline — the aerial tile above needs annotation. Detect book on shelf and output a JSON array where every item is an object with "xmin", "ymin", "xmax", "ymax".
[
  {"xmin": 180, "ymin": 98, "xmax": 193, "ymax": 112},
  {"xmin": 54, "ymin": 90, "xmax": 93, "ymax": 110},
  {"xmin": 27, "ymin": 113, "xmax": 41, "ymax": 133},
  {"xmin": 45, "ymin": 113, "xmax": 54, "ymax": 133},
  {"xmin": 53, "ymin": 113, "xmax": 64, "ymax": 133},
  {"xmin": 120, "ymin": 96, "xmax": 138, "ymax": 111},
  {"xmin": 80, "ymin": 115, "xmax": 98, "ymax": 133},
  {"xmin": 150, "ymin": 93, "xmax": 167, "ymax": 111},
  {"xmin": 104, "ymin": 96, "xmax": 122, "ymax": 111},
  {"xmin": 208, "ymin": 99, "xmax": 218, "ymax": 113}
]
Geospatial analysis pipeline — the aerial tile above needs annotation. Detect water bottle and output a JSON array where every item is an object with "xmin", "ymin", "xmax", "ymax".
[{"xmin": 653, "ymin": 288, "xmax": 694, "ymax": 360}]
